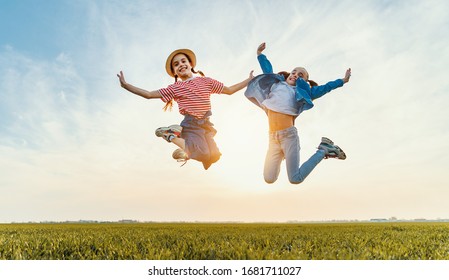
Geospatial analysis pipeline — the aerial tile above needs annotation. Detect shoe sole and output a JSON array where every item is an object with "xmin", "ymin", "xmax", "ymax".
[{"xmin": 335, "ymin": 146, "xmax": 346, "ymax": 160}]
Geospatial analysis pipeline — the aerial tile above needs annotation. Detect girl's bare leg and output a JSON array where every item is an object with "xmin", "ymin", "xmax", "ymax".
[{"xmin": 171, "ymin": 137, "xmax": 186, "ymax": 150}]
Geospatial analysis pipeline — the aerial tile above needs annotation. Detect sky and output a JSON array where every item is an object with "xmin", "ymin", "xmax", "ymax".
[{"xmin": 0, "ymin": 0, "xmax": 448, "ymax": 223}]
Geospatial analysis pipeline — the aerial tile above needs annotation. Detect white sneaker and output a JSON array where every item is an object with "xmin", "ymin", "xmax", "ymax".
[
  {"xmin": 155, "ymin": 125, "xmax": 182, "ymax": 143},
  {"xmin": 318, "ymin": 137, "xmax": 346, "ymax": 160}
]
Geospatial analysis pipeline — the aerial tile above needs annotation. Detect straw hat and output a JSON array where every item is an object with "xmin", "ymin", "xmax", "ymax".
[{"xmin": 165, "ymin": 49, "xmax": 196, "ymax": 77}]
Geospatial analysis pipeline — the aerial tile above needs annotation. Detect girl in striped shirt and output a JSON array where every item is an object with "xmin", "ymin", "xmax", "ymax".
[{"xmin": 117, "ymin": 49, "xmax": 253, "ymax": 169}]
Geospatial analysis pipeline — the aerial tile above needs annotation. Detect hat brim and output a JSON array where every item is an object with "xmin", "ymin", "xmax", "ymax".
[{"xmin": 165, "ymin": 49, "xmax": 196, "ymax": 77}]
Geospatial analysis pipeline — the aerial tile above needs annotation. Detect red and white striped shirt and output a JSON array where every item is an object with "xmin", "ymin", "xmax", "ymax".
[{"xmin": 159, "ymin": 76, "xmax": 224, "ymax": 119}]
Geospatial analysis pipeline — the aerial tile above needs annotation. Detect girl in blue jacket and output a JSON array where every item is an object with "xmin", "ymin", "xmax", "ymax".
[{"xmin": 245, "ymin": 42, "xmax": 351, "ymax": 184}]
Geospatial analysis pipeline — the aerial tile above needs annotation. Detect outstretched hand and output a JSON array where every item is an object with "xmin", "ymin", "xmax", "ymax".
[
  {"xmin": 249, "ymin": 70, "xmax": 255, "ymax": 80},
  {"xmin": 257, "ymin": 42, "xmax": 266, "ymax": 56},
  {"xmin": 117, "ymin": 71, "xmax": 127, "ymax": 88},
  {"xmin": 343, "ymin": 68, "xmax": 351, "ymax": 83}
]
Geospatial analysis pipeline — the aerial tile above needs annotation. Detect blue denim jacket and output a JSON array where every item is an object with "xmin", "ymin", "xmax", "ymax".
[{"xmin": 244, "ymin": 54, "xmax": 344, "ymax": 116}]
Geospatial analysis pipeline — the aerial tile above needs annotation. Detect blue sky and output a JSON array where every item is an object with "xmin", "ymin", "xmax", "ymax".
[{"xmin": 1, "ymin": 0, "xmax": 449, "ymax": 223}]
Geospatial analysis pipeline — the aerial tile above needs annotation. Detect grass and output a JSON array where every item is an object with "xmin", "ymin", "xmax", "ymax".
[{"xmin": 1, "ymin": 222, "xmax": 449, "ymax": 260}]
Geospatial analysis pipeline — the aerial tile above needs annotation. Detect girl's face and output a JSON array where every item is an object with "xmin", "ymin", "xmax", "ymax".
[
  {"xmin": 171, "ymin": 53, "xmax": 193, "ymax": 80},
  {"xmin": 286, "ymin": 67, "xmax": 309, "ymax": 86}
]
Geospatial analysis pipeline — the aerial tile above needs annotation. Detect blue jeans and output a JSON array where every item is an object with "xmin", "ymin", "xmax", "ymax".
[{"xmin": 264, "ymin": 126, "xmax": 325, "ymax": 184}]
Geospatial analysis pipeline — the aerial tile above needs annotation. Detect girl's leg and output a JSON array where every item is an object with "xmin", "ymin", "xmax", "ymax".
[
  {"xmin": 283, "ymin": 129, "xmax": 325, "ymax": 184},
  {"xmin": 287, "ymin": 150, "xmax": 325, "ymax": 184},
  {"xmin": 202, "ymin": 126, "xmax": 221, "ymax": 170},
  {"xmin": 171, "ymin": 137, "xmax": 186, "ymax": 150},
  {"xmin": 180, "ymin": 118, "xmax": 221, "ymax": 170},
  {"xmin": 263, "ymin": 133, "xmax": 283, "ymax": 184}
]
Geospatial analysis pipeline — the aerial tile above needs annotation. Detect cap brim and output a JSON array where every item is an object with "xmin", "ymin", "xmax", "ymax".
[{"xmin": 165, "ymin": 49, "xmax": 196, "ymax": 77}]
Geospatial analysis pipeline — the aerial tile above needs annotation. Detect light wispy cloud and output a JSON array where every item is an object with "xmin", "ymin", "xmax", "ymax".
[{"xmin": 0, "ymin": 47, "xmax": 84, "ymax": 149}]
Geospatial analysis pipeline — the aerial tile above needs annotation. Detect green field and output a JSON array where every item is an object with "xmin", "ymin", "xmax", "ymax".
[{"xmin": 1, "ymin": 222, "xmax": 449, "ymax": 260}]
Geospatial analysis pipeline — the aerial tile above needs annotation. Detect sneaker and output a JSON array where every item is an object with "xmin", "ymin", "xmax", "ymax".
[
  {"xmin": 318, "ymin": 137, "xmax": 346, "ymax": 160},
  {"xmin": 155, "ymin": 124, "xmax": 182, "ymax": 143},
  {"xmin": 172, "ymin": 148, "xmax": 189, "ymax": 166}
]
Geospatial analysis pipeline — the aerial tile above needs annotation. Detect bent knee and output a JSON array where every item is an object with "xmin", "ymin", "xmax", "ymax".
[
  {"xmin": 289, "ymin": 177, "xmax": 305, "ymax": 185},
  {"xmin": 289, "ymin": 180, "xmax": 304, "ymax": 185},
  {"xmin": 264, "ymin": 177, "xmax": 277, "ymax": 184}
]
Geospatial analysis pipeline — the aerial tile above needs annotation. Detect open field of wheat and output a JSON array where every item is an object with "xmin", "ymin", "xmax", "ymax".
[{"xmin": 1, "ymin": 222, "xmax": 449, "ymax": 260}]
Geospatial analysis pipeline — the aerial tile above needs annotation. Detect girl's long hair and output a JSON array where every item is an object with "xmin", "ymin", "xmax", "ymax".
[
  {"xmin": 163, "ymin": 54, "xmax": 205, "ymax": 111},
  {"xmin": 278, "ymin": 71, "xmax": 318, "ymax": 87}
]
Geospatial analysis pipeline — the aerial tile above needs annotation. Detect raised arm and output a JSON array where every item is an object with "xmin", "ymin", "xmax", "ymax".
[
  {"xmin": 310, "ymin": 68, "xmax": 352, "ymax": 100},
  {"xmin": 221, "ymin": 70, "xmax": 254, "ymax": 95},
  {"xmin": 256, "ymin": 42, "xmax": 266, "ymax": 56},
  {"xmin": 256, "ymin": 42, "xmax": 274, "ymax": 74},
  {"xmin": 342, "ymin": 68, "xmax": 351, "ymax": 83},
  {"xmin": 117, "ymin": 71, "xmax": 162, "ymax": 99}
]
